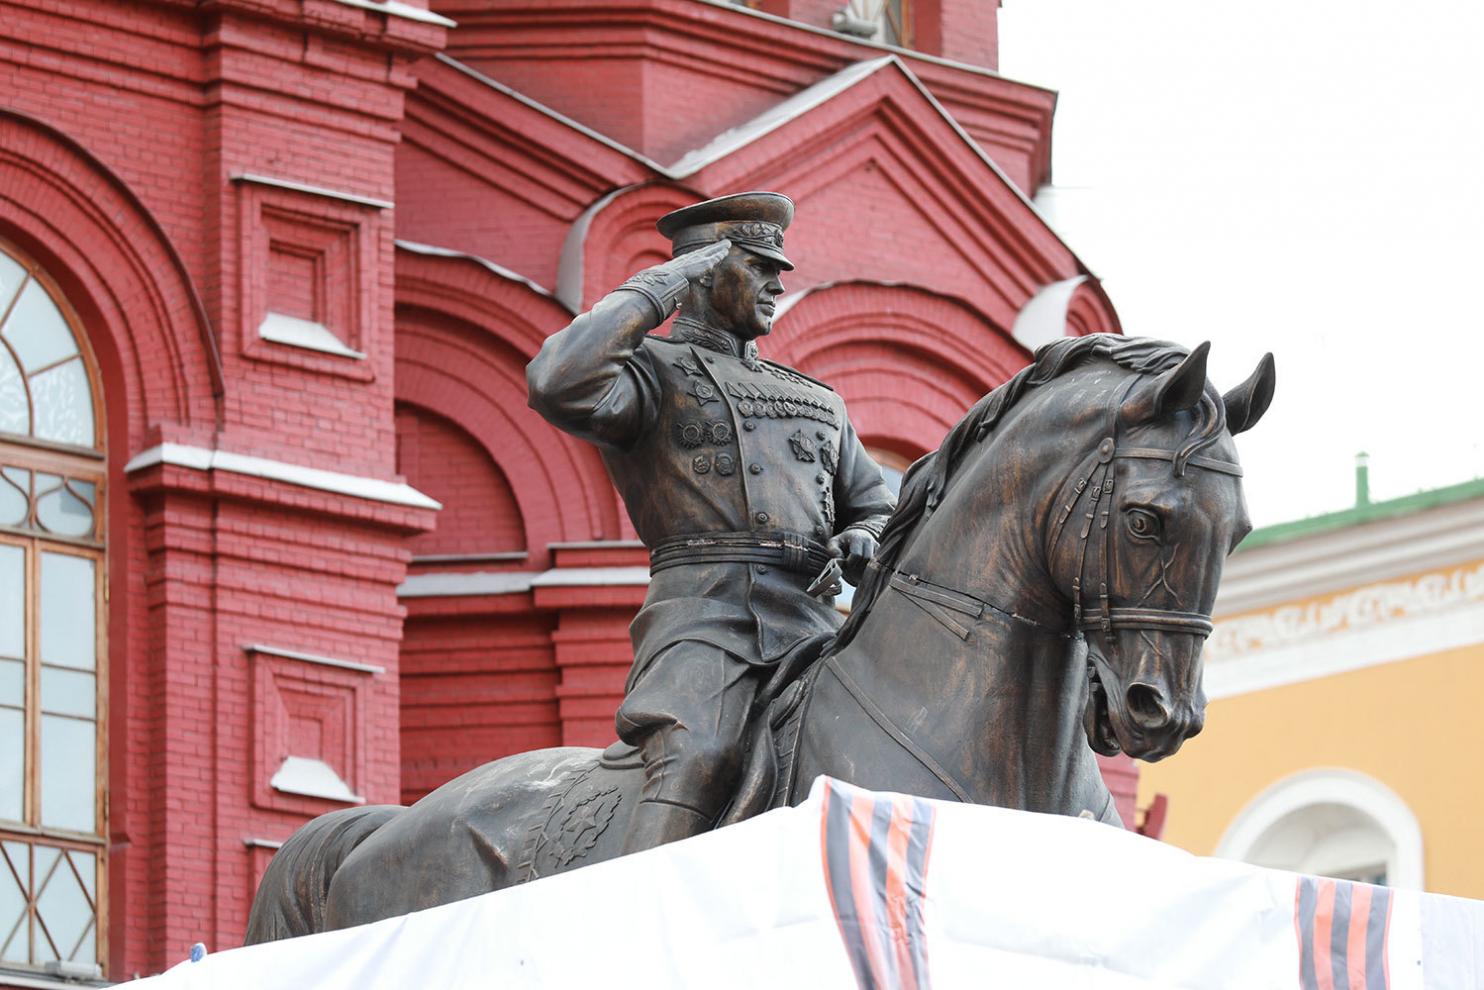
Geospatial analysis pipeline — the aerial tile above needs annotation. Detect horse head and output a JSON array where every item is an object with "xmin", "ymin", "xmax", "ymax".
[
  {"xmin": 1045, "ymin": 342, "xmax": 1276, "ymax": 762},
  {"xmin": 844, "ymin": 335, "xmax": 1276, "ymax": 776}
]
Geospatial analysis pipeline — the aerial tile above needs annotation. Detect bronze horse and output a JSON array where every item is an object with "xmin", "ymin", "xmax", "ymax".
[{"xmin": 246, "ymin": 334, "xmax": 1274, "ymax": 941}]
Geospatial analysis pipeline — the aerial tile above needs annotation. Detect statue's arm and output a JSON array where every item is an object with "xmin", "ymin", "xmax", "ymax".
[
  {"xmin": 526, "ymin": 240, "xmax": 731, "ymax": 450},
  {"xmin": 833, "ymin": 417, "xmax": 896, "ymax": 539},
  {"xmin": 526, "ymin": 295, "xmax": 662, "ymax": 449}
]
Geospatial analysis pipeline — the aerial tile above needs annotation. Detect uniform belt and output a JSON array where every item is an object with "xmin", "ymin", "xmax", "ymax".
[{"xmin": 649, "ymin": 531, "xmax": 833, "ymax": 577}]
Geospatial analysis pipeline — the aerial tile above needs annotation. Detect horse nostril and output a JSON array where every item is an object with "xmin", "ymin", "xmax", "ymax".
[{"xmin": 1125, "ymin": 683, "xmax": 1170, "ymax": 728}]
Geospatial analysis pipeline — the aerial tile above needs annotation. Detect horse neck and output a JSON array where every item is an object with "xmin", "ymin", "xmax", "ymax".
[
  {"xmin": 822, "ymin": 363, "xmax": 1125, "ymax": 811},
  {"xmin": 828, "ymin": 591, "xmax": 1098, "ymax": 812},
  {"xmin": 895, "ymin": 365, "xmax": 1121, "ymax": 627}
]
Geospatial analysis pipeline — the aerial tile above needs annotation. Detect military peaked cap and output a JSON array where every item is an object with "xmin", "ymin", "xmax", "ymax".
[{"xmin": 657, "ymin": 191, "xmax": 795, "ymax": 271}]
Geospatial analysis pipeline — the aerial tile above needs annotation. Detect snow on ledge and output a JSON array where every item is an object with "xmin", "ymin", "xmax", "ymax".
[
  {"xmin": 259, "ymin": 312, "xmax": 366, "ymax": 360},
  {"xmin": 270, "ymin": 757, "xmax": 363, "ymax": 804}
]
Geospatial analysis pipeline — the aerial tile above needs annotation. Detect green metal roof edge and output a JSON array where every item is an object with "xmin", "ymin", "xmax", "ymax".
[{"xmin": 1238, "ymin": 476, "xmax": 1484, "ymax": 551}]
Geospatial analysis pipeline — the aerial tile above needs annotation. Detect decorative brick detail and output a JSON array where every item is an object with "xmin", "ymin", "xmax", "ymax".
[
  {"xmin": 235, "ymin": 177, "xmax": 383, "ymax": 380},
  {"xmin": 249, "ymin": 646, "xmax": 375, "ymax": 814}
]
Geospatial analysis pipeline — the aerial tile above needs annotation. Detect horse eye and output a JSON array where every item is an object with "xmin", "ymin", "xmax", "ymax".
[{"xmin": 1127, "ymin": 509, "xmax": 1161, "ymax": 540}]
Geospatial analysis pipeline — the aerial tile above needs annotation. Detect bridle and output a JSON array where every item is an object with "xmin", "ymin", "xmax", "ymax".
[
  {"xmin": 876, "ymin": 374, "xmax": 1243, "ymax": 647},
  {"xmin": 1048, "ymin": 373, "xmax": 1241, "ymax": 656},
  {"xmin": 820, "ymin": 369, "xmax": 1242, "ymax": 800},
  {"xmin": 1045, "ymin": 407, "xmax": 1241, "ymax": 647}
]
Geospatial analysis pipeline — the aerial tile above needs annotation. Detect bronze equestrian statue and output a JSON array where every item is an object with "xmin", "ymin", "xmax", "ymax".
[
  {"xmin": 246, "ymin": 194, "xmax": 1276, "ymax": 943},
  {"xmin": 524, "ymin": 193, "xmax": 896, "ymax": 855}
]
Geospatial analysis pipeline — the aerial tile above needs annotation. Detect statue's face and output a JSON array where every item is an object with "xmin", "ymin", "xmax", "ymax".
[{"xmin": 700, "ymin": 246, "xmax": 786, "ymax": 340}]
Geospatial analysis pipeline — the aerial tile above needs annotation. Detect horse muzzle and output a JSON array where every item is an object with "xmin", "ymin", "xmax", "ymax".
[{"xmin": 1083, "ymin": 643, "xmax": 1207, "ymax": 762}]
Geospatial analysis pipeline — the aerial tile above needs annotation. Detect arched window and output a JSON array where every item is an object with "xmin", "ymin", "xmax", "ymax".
[
  {"xmin": 1216, "ymin": 769, "xmax": 1424, "ymax": 890},
  {"xmin": 0, "ymin": 239, "xmax": 106, "ymax": 978}
]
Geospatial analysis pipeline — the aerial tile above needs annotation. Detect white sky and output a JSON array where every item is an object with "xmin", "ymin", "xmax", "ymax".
[{"xmin": 997, "ymin": 1, "xmax": 1484, "ymax": 527}]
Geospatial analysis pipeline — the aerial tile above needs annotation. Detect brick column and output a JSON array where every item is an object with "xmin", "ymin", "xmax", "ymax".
[{"xmin": 535, "ymin": 542, "xmax": 649, "ymax": 747}]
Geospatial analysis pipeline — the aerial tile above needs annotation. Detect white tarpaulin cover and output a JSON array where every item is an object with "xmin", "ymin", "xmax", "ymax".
[{"xmin": 130, "ymin": 777, "xmax": 1483, "ymax": 989}]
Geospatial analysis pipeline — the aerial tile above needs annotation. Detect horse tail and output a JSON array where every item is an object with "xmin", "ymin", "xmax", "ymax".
[{"xmin": 244, "ymin": 804, "xmax": 403, "ymax": 944}]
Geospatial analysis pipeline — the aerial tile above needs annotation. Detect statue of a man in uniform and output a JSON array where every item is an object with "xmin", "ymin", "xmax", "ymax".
[{"xmin": 527, "ymin": 191, "xmax": 896, "ymax": 853}]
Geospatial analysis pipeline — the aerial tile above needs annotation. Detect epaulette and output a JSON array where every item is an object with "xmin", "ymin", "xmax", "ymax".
[{"xmin": 762, "ymin": 358, "xmax": 835, "ymax": 392}]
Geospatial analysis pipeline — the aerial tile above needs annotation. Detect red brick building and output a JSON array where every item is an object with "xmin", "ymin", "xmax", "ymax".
[{"xmin": 0, "ymin": 1, "xmax": 1126, "ymax": 982}]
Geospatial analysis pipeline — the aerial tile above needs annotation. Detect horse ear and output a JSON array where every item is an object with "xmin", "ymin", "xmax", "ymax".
[
  {"xmin": 1121, "ymin": 341, "xmax": 1211, "ymax": 424},
  {"xmin": 1223, "ymin": 352, "xmax": 1276, "ymax": 434}
]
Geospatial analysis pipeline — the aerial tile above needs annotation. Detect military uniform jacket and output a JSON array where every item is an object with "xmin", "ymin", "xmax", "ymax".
[{"xmin": 527, "ymin": 306, "xmax": 896, "ymax": 674}]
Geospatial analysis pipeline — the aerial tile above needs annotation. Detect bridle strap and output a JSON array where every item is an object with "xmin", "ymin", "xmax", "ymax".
[
  {"xmin": 1114, "ymin": 447, "xmax": 1243, "ymax": 477},
  {"xmin": 1079, "ymin": 609, "xmax": 1214, "ymax": 637},
  {"xmin": 1045, "ymin": 449, "xmax": 1104, "ymax": 561}
]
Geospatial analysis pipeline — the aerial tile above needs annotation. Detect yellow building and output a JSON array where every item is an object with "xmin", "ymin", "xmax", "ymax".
[{"xmin": 1138, "ymin": 470, "xmax": 1484, "ymax": 899}]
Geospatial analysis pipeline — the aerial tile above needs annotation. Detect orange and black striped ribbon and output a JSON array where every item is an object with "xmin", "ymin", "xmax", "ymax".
[
  {"xmin": 1294, "ymin": 875, "xmax": 1393, "ymax": 990},
  {"xmin": 821, "ymin": 781, "xmax": 937, "ymax": 990}
]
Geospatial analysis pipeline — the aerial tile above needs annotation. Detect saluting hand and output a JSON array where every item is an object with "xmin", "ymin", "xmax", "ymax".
[
  {"xmin": 656, "ymin": 238, "xmax": 732, "ymax": 282},
  {"xmin": 609, "ymin": 239, "xmax": 733, "ymax": 325},
  {"xmin": 828, "ymin": 528, "xmax": 879, "ymax": 587}
]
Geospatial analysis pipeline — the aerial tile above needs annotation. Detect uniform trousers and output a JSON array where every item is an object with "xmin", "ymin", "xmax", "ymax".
[{"xmin": 615, "ymin": 639, "xmax": 763, "ymax": 819}]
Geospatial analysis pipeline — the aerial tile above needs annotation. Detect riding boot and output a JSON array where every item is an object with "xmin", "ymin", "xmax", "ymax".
[{"xmin": 622, "ymin": 799, "xmax": 712, "ymax": 856}]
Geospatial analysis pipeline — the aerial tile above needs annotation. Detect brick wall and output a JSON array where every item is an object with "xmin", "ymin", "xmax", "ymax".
[
  {"xmin": 0, "ymin": 0, "xmax": 1136, "ymax": 981},
  {"xmin": 395, "ymin": 403, "xmax": 526, "ymax": 556},
  {"xmin": 0, "ymin": 0, "xmax": 444, "ymax": 979}
]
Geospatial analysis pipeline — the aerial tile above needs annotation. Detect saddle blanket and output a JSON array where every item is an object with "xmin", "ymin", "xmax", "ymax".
[{"xmin": 127, "ymin": 777, "xmax": 1482, "ymax": 989}]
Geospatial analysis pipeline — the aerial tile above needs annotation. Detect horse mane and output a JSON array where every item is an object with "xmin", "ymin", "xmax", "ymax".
[{"xmin": 835, "ymin": 334, "xmax": 1224, "ymax": 649}]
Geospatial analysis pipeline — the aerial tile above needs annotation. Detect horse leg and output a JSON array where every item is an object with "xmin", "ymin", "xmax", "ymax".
[{"xmin": 244, "ymin": 805, "xmax": 404, "ymax": 944}]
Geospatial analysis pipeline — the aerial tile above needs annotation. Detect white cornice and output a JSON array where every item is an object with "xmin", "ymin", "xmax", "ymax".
[
  {"xmin": 231, "ymin": 172, "xmax": 393, "ymax": 210},
  {"xmin": 1012, "ymin": 276, "xmax": 1088, "ymax": 350},
  {"xmin": 332, "ymin": 0, "xmax": 454, "ymax": 28},
  {"xmin": 398, "ymin": 571, "xmax": 536, "ymax": 598},
  {"xmin": 1214, "ymin": 496, "xmax": 1484, "ymax": 617},
  {"xmin": 398, "ymin": 566, "xmax": 650, "ymax": 598},
  {"xmin": 396, "ymin": 239, "xmax": 568, "ymax": 311},
  {"xmin": 125, "ymin": 442, "xmax": 441, "ymax": 510},
  {"xmin": 244, "ymin": 643, "xmax": 385, "ymax": 675},
  {"xmin": 438, "ymin": 49, "xmax": 1052, "ymax": 222},
  {"xmin": 667, "ymin": 57, "xmax": 893, "ymax": 176},
  {"xmin": 531, "ymin": 566, "xmax": 650, "ymax": 587}
]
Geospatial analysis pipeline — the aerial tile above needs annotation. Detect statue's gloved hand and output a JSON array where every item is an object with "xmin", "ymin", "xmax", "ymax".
[
  {"xmin": 828, "ymin": 527, "xmax": 880, "ymax": 587},
  {"xmin": 613, "ymin": 239, "xmax": 732, "ymax": 323},
  {"xmin": 662, "ymin": 238, "xmax": 732, "ymax": 281}
]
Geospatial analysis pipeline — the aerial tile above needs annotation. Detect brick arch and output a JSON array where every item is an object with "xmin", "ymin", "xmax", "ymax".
[
  {"xmin": 557, "ymin": 181, "xmax": 704, "ymax": 312},
  {"xmin": 394, "ymin": 402, "xmax": 527, "ymax": 556},
  {"xmin": 0, "ymin": 111, "xmax": 222, "ymax": 981},
  {"xmin": 1065, "ymin": 277, "xmax": 1121, "ymax": 337},
  {"xmin": 0, "ymin": 110, "xmax": 219, "ymax": 446},
  {"xmin": 1012, "ymin": 275, "xmax": 1123, "ymax": 351},
  {"xmin": 766, "ymin": 280, "xmax": 1027, "ymax": 457},
  {"xmin": 395, "ymin": 247, "xmax": 623, "ymax": 565}
]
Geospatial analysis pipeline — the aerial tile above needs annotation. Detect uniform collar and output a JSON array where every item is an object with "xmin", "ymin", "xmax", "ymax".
[{"xmin": 672, "ymin": 317, "xmax": 760, "ymax": 363}]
